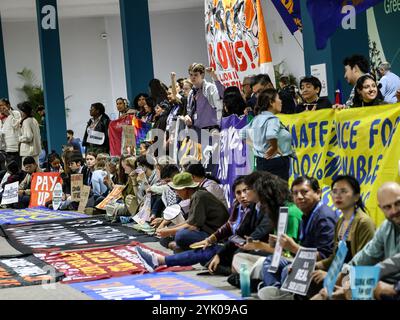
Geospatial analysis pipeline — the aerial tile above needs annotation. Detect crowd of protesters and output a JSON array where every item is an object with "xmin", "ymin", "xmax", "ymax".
[{"xmin": 0, "ymin": 53, "xmax": 399, "ymax": 300}]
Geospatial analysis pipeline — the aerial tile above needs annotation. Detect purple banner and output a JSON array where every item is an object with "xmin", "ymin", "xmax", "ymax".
[{"xmin": 218, "ymin": 115, "xmax": 253, "ymax": 207}]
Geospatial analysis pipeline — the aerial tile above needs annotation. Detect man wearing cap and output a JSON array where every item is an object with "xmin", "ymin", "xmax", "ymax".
[{"xmin": 156, "ymin": 172, "xmax": 229, "ymax": 251}]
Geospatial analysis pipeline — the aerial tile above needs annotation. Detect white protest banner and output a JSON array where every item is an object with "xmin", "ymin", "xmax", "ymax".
[
  {"xmin": 268, "ymin": 207, "xmax": 289, "ymax": 273},
  {"xmin": 1, "ymin": 182, "xmax": 19, "ymax": 205},
  {"xmin": 281, "ymin": 247, "xmax": 317, "ymax": 296}
]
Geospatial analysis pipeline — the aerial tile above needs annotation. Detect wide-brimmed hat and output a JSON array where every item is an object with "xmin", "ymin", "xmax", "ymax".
[{"xmin": 168, "ymin": 172, "xmax": 199, "ymax": 190}]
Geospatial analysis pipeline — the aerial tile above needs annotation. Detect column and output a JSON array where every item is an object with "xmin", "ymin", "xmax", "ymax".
[
  {"xmin": 36, "ymin": 0, "xmax": 67, "ymax": 154},
  {"xmin": 119, "ymin": 0, "xmax": 154, "ymax": 104}
]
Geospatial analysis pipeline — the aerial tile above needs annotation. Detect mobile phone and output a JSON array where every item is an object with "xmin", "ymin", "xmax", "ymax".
[{"xmin": 229, "ymin": 235, "xmax": 246, "ymax": 246}]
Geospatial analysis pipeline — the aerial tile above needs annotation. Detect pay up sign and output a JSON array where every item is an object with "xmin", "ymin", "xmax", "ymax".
[{"xmin": 29, "ymin": 173, "xmax": 63, "ymax": 208}]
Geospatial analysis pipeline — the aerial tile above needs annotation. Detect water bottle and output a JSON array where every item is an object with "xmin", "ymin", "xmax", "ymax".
[{"xmin": 240, "ymin": 263, "xmax": 251, "ymax": 298}]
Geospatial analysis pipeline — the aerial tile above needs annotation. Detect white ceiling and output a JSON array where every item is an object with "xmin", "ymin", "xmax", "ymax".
[{"xmin": 0, "ymin": 0, "xmax": 204, "ymax": 20}]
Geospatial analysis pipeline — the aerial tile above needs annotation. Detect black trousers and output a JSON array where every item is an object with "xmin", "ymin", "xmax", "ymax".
[{"xmin": 255, "ymin": 156, "xmax": 290, "ymax": 181}]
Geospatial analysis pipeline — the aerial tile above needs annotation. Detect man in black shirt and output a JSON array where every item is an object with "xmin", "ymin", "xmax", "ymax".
[{"xmin": 296, "ymin": 76, "xmax": 332, "ymax": 113}]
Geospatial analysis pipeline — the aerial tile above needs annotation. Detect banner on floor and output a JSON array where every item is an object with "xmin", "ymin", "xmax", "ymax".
[
  {"xmin": 279, "ymin": 104, "xmax": 400, "ymax": 226},
  {"xmin": 0, "ymin": 207, "xmax": 87, "ymax": 225},
  {"xmin": 69, "ymin": 272, "xmax": 239, "ymax": 300},
  {"xmin": 205, "ymin": 0, "xmax": 275, "ymax": 88},
  {"xmin": 217, "ymin": 114, "xmax": 253, "ymax": 207},
  {"xmin": 35, "ymin": 243, "xmax": 192, "ymax": 284},
  {"xmin": 29, "ymin": 173, "xmax": 63, "ymax": 208},
  {"xmin": 0, "ymin": 254, "xmax": 64, "ymax": 289},
  {"xmin": 1, "ymin": 217, "xmax": 139, "ymax": 253}
]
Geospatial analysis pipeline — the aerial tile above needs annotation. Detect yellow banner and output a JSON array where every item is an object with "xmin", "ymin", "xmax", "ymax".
[{"xmin": 279, "ymin": 103, "xmax": 400, "ymax": 226}]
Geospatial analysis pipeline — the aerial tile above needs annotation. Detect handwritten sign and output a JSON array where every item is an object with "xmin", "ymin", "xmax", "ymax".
[
  {"xmin": 71, "ymin": 174, "xmax": 83, "ymax": 201},
  {"xmin": 78, "ymin": 185, "xmax": 91, "ymax": 213}
]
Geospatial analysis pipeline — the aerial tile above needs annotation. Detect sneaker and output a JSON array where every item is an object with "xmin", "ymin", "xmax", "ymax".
[
  {"xmin": 257, "ymin": 286, "xmax": 294, "ymax": 300},
  {"xmin": 135, "ymin": 247, "xmax": 158, "ymax": 271}
]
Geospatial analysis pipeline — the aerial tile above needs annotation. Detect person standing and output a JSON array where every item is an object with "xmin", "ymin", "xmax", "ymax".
[
  {"xmin": 82, "ymin": 102, "xmax": 111, "ymax": 154},
  {"xmin": 240, "ymin": 89, "xmax": 294, "ymax": 181},
  {"xmin": 0, "ymin": 98, "xmax": 21, "ymax": 168},
  {"xmin": 378, "ymin": 62, "xmax": 400, "ymax": 104},
  {"xmin": 17, "ymin": 102, "xmax": 41, "ymax": 166}
]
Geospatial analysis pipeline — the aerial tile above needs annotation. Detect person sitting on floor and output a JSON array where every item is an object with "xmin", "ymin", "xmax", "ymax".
[
  {"xmin": 154, "ymin": 172, "xmax": 229, "ymax": 252},
  {"xmin": 258, "ymin": 176, "xmax": 337, "ymax": 300},
  {"xmin": 13, "ymin": 156, "xmax": 40, "ymax": 209},
  {"xmin": 135, "ymin": 175, "xmax": 251, "ymax": 272}
]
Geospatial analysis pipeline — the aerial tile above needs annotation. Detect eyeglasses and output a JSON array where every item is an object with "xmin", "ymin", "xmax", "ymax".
[{"xmin": 331, "ymin": 189, "xmax": 350, "ymax": 196}]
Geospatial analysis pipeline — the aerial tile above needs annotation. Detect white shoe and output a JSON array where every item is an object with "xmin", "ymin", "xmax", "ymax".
[{"xmin": 258, "ymin": 286, "xmax": 294, "ymax": 300}]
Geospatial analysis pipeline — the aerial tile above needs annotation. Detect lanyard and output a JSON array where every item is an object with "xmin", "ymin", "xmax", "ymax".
[
  {"xmin": 232, "ymin": 204, "xmax": 244, "ymax": 234},
  {"xmin": 299, "ymin": 201, "xmax": 323, "ymax": 242},
  {"xmin": 339, "ymin": 212, "xmax": 355, "ymax": 242}
]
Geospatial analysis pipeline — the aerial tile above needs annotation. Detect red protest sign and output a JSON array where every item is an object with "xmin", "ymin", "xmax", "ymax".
[{"xmin": 29, "ymin": 173, "xmax": 63, "ymax": 208}]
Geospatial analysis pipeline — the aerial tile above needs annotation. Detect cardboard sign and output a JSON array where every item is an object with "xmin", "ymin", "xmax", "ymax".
[
  {"xmin": 1, "ymin": 182, "xmax": 19, "ymax": 205},
  {"xmin": 281, "ymin": 247, "xmax": 317, "ymax": 296},
  {"xmin": 122, "ymin": 125, "xmax": 136, "ymax": 155},
  {"xmin": 78, "ymin": 185, "xmax": 91, "ymax": 213},
  {"xmin": 96, "ymin": 185, "xmax": 125, "ymax": 210},
  {"xmin": 29, "ymin": 173, "xmax": 63, "ymax": 208},
  {"xmin": 268, "ymin": 207, "xmax": 289, "ymax": 273},
  {"xmin": 52, "ymin": 183, "xmax": 63, "ymax": 211},
  {"xmin": 350, "ymin": 266, "xmax": 380, "ymax": 300},
  {"xmin": 86, "ymin": 129, "xmax": 105, "ymax": 145},
  {"xmin": 70, "ymin": 174, "xmax": 83, "ymax": 202}
]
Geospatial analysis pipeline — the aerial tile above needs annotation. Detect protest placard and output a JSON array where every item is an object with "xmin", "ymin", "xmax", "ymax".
[
  {"xmin": 268, "ymin": 207, "xmax": 289, "ymax": 273},
  {"xmin": 96, "ymin": 185, "xmax": 124, "ymax": 210},
  {"xmin": 281, "ymin": 247, "xmax": 317, "ymax": 296},
  {"xmin": 323, "ymin": 241, "xmax": 349, "ymax": 298},
  {"xmin": 29, "ymin": 173, "xmax": 63, "ymax": 208},
  {"xmin": 70, "ymin": 174, "xmax": 83, "ymax": 201},
  {"xmin": 1, "ymin": 182, "xmax": 19, "ymax": 205},
  {"xmin": 350, "ymin": 266, "xmax": 380, "ymax": 300},
  {"xmin": 52, "ymin": 182, "xmax": 63, "ymax": 211},
  {"xmin": 122, "ymin": 125, "xmax": 136, "ymax": 155},
  {"xmin": 78, "ymin": 185, "xmax": 91, "ymax": 213}
]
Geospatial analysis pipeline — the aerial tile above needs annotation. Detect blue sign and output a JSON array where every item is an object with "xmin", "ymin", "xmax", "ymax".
[
  {"xmin": 324, "ymin": 240, "xmax": 348, "ymax": 298},
  {"xmin": 0, "ymin": 207, "xmax": 87, "ymax": 225},
  {"xmin": 70, "ymin": 272, "xmax": 240, "ymax": 300},
  {"xmin": 350, "ymin": 266, "xmax": 380, "ymax": 300}
]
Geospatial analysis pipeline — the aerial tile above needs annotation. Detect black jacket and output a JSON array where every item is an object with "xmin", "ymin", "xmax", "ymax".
[{"xmin": 82, "ymin": 114, "xmax": 111, "ymax": 153}]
